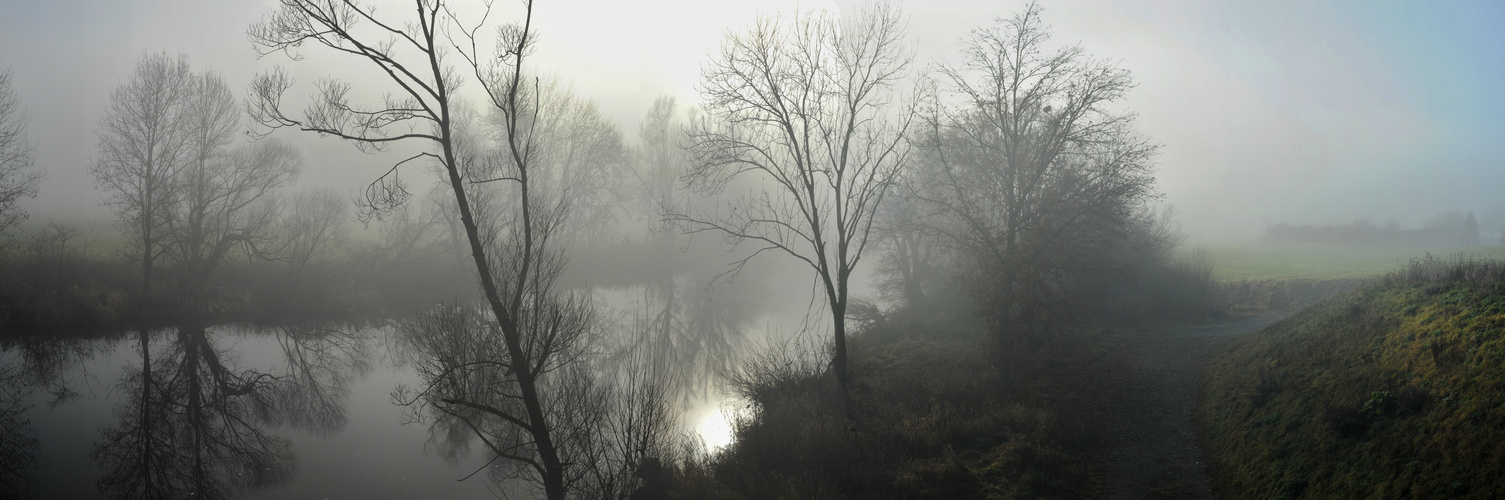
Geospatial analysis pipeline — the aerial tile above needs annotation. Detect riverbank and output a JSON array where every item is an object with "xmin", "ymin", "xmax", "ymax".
[{"xmin": 1200, "ymin": 257, "xmax": 1505, "ymax": 498}]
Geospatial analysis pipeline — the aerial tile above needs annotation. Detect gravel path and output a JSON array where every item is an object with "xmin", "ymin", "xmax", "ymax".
[{"xmin": 1077, "ymin": 317, "xmax": 1280, "ymax": 499}]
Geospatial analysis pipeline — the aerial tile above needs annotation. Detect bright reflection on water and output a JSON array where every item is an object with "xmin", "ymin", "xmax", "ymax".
[
  {"xmin": 2, "ymin": 267, "xmax": 817, "ymax": 498},
  {"xmin": 1, "ymin": 321, "xmax": 762, "ymax": 498}
]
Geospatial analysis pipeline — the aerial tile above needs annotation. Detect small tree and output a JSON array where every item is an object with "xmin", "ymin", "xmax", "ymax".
[
  {"xmin": 674, "ymin": 2, "xmax": 914, "ymax": 400},
  {"xmin": 0, "ymin": 69, "xmax": 43, "ymax": 242},
  {"xmin": 1463, "ymin": 212, "xmax": 1480, "ymax": 246}
]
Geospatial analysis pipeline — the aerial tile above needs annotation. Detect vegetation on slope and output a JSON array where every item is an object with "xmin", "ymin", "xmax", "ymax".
[
  {"xmin": 1200, "ymin": 256, "xmax": 1505, "ymax": 499},
  {"xmin": 1200, "ymin": 242, "xmax": 1505, "ymax": 281}
]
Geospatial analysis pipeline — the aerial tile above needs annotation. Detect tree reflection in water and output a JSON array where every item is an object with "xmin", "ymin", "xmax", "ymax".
[
  {"xmin": 0, "ymin": 359, "xmax": 42, "ymax": 497},
  {"xmin": 392, "ymin": 304, "xmax": 685, "ymax": 499},
  {"xmin": 605, "ymin": 275, "xmax": 755, "ymax": 407},
  {"xmin": 90, "ymin": 323, "xmax": 368, "ymax": 499},
  {"xmin": 0, "ymin": 331, "xmax": 98, "ymax": 497}
]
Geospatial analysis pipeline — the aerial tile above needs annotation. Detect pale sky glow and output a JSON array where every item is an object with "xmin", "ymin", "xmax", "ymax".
[
  {"xmin": 2, "ymin": 0, "xmax": 1502, "ymax": 238},
  {"xmin": 697, "ymin": 406, "xmax": 736, "ymax": 452}
]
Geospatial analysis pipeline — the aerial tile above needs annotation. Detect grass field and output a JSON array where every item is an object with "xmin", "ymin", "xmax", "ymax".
[{"xmin": 1190, "ymin": 242, "xmax": 1505, "ymax": 281}]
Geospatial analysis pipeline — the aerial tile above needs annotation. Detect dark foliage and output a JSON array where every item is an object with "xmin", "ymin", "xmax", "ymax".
[{"xmin": 669, "ymin": 304, "xmax": 1095, "ymax": 499}]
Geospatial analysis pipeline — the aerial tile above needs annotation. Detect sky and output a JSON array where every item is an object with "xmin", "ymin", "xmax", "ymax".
[{"xmin": 2, "ymin": 0, "xmax": 1503, "ymax": 240}]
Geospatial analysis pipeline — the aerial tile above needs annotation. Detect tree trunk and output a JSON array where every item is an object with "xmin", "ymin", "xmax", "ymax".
[
  {"xmin": 142, "ymin": 213, "xmax": 153, "ymax": 320},
  {"xmin": 437, "ymin": 139, "xmax": 567, "ymax": 500},
  {"xmin": 832, "ymin": 303, "xmax": 850, "ymax": 397}
]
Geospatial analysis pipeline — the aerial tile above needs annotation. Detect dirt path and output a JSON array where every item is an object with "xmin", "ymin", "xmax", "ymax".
[{"xmin": 1077, "ymin": 317, "xmax": 1281, "ymax": 499}]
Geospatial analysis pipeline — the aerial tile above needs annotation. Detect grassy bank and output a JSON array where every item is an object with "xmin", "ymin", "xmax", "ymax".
[{"xmin": 1200, "ymin": 257, "xmax": 1505, "ymax": 498}]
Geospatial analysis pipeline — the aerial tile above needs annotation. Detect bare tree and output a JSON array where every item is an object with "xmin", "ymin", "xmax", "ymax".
[
  {"xmin": 275, "ymin": 187, "xmax": 351, "ymax": 275},
  {"xmin": 0, "ymin": 69, "xmax": 42, "ymax": 242},
  {"xmin": 673, "ymin": 2, "xmax": 914, "ymax": 398},
  {"xmin": 871, "ymin": 190, "xmax": 953, "ymax": 309},
  {"xmin": 912, "ymin": 3, "xmax": 1160, "ymax": 348},
  {"xmin": 633, "ymin": 96, "xmax": 684, "ymax": 227},
  {"xmin": 160, "ymin": 71, "xmax": 301, "ymax": 298},
  {"xmin": 366, "ymin": 195, "xmax": 449, "ymax": 267},
  {"xmin": 92, "ymin": 53, "xmax": 194, "ymax": 313},
  {"xmin": 495, "ymin": 79, "xmax": 627, "ymax": 249},
  {"xmin": 248, "ymin": 2, "xmax": 624, "ymax": 497},
  {"xmin": 164, "ymin": 134, "xmax": 300, "ymax": 299}
]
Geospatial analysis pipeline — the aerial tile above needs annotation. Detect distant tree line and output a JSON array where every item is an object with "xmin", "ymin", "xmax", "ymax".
[
  {"xmin": 1264, "ymin": 212, "xmax": 1482, "ymax": 246},
  {"xmin": 0, "ymin": 54, "xmax": 484, "ymax": 329}
]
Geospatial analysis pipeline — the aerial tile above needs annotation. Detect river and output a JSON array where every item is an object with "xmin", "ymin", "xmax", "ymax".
[{"xmin": 4, "ymin": 323, "xmax": 519, "ymax": 498}]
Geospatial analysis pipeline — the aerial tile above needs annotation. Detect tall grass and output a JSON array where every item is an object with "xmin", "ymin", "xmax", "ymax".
[{"xmin": 1382, "ymin": 253, "xmax": 1505, "ymax": 293}]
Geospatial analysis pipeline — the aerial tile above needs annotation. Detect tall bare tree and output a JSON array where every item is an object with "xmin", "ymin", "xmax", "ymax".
[
  {"xmin": 249, "ymin": 2, "xmax": 617, "ymax": 497},
  {"xmin": 673, "ymin": 3, "xmax": 914, "ymax": 398},
  {"xmin": 93, "ymin": 53, "xmax": 194, "ymax": 312},
  {"xmin": 912, "ymin": 3, "xmax": 1159, "ymax": 349},
  {"xmin": 0, "ymin": 69, "xmax": 42, "ymax": 241}
]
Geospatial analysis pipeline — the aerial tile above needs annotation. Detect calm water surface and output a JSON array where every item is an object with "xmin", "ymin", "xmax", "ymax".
[{"xmin": 3, "ymin": 323, "xmax": 499, "ymax": 499}]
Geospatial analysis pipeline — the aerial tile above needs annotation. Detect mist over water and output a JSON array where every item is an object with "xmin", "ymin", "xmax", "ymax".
[
  {"xmin": 6, "ymin": 310, "xmax": 813, "ymax": 498},
  {"xmin": 1, "ymin": 0, "xmax": 1503, "ymax": 498}
]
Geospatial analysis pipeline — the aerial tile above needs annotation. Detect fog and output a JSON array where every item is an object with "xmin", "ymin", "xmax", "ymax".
[
  {"xmin": 4, "ymin": 0, "xmax": 1503, "ymax": 238},
  {"xmin": 2, "ymin": 1, "xmax": 1504, "ymax": 498}
]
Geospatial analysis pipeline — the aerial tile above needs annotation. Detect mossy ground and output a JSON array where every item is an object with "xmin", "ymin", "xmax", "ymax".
[{"xmin": 1200, "ymin": 258, "xmax": 1505, "ymax": 499}]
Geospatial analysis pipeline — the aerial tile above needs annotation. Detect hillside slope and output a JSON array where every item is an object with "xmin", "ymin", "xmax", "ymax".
[{"xmin": 1200, "ymin": 257, "xmax": 1505, "ymax": 499}]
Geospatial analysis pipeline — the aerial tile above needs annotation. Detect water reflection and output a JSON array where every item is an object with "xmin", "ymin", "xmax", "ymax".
[
  {"xmin": 0, "ymin": 358, "xmax": 43, "ymax": 497},
  {"xmin": 89, "ymin": 323, "xmax": 366, "ymax": 499},
  {"xmin": 0, "ymin": 331, "xmax": 98, "ymax": 497},
  {"xmin": 264, "ymin": 323, "xmax": 372, "ymax": 436},
  {"xmin": 602, "ymin": 276, "xmax": 755, "ymax": 407},
  {"xmin": 0, "ymin": 283, "xmax": 774, "ymax": 499},
  {"xmin": 391, "ymin": 303, "xmax": 685, "ymax": 498}
]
